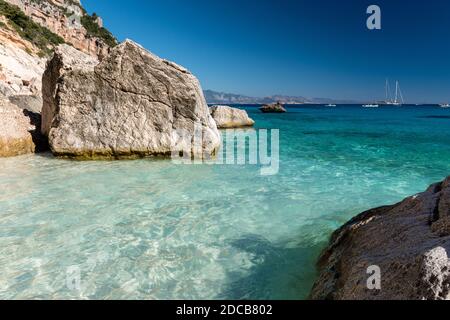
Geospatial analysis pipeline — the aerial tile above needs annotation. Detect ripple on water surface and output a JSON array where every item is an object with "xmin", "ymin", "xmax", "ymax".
[{"xmin": 1, "ymin": 105, "xmax": 450, "ymax": 299}]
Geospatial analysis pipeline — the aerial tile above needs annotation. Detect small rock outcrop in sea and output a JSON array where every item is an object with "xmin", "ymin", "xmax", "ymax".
[
  {"xmin": 310, "ymin": 177, "xmax": 450, "ymax": 300},
  {"xmin": 42, "ymin": 40, "xmax": 221, "ymax": 159},
  {"xmin": 210, "ymin": 105, "xmax": 255, "ymax": 128},
  {"xmin": 259, "ymin": 102, "xmax": 286, "ymax": 113},
  {"xmin": 0, "ymin": 96, "xmax": 35, "ymax": 157},
  {"xmin": 41, "ymin": 44, "xmax": 99, "ymax": 137}
]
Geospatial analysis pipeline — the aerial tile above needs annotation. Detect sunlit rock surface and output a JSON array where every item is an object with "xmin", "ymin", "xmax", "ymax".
[
  {"xmin": 210, "ymin": 105, "xmax": 254, "ymax": 128},
  {"xmin": 42, "ymin": 40, "xmax": 220, "ymax": 159}
]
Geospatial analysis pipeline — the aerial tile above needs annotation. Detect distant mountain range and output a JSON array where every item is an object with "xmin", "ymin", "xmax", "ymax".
[{"xmin": 204, "ymin": 90, "xmax": 360, "ymax": 105}]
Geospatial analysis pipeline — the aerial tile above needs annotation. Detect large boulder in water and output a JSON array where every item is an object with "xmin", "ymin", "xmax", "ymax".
[
  {"xmin": 42, "ymin": 40, "xmax": 220, "ymax": 159},
  {"xmin": 0, "ymin": 96, "xmax": 35, "ymax": 157},
  {"xmin": 210, "ymin": 105, "xmax": 255, "ymax": 128},
  {"xmin": 310, "ymin": 176, "xmax": 450, "ymax": 300}
]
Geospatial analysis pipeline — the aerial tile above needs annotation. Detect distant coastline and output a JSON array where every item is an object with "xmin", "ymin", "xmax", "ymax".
[
  {"xmin": 207, "ymin": 102, "xmax": 445, "ymax": 107},
  {"xmin": 204, "ymin": 90, "xmax": 442, "ymax": 106},
  {"xmin": 204, "ymin": 90, "xmax": 361, "ymax": 105}
]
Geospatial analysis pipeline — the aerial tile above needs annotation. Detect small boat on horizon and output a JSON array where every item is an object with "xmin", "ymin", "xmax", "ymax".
[
  {"xmin": 362, "ymin": 104, "xmax": 379, "ymax": 108},
  {"xmin": 325, "ymin": 104, "xmax": 337, "ymax": 107},
  {"xmin": 440, "ymin": 103, "xmax": 450, "ymax": 108}
]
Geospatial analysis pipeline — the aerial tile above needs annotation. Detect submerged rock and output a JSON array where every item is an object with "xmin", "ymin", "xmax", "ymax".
[
  {"xmin": 42, "ymin": 40, "xmax": 220, "ymax": 159},
  {"xmin": 310, "ymin": 177, "xmax": 450, "ymax": 300},
  {"xmin": 0, "ymin": 96, "xmax": 35, "ymax": 157},
  {"xmin": 210, "ymin": 105, "xmax": 255, "ymax": 128},
  {"xmin": 259, "ymin": 102, "xmax": 286, "ymax": 113}
]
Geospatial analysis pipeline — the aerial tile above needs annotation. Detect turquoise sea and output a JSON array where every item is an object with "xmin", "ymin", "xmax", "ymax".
[{"xmin": 1, "ymin": 105, "xmax": 450, "ymax": 299}]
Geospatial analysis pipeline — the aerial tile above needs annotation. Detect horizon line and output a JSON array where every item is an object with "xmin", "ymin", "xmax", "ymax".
[{"xmin": 204, "ymin": 89, "xmax": 448, "ymax": 105}]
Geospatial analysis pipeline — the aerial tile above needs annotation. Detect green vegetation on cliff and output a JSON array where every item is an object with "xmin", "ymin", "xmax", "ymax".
[
  {"xmin": 0, "ymin": 0, "xmax": 65, "ymax": 56},
  {"xmin": 81, "ymin": 12, "xmax": 117, "ymax": 47}
]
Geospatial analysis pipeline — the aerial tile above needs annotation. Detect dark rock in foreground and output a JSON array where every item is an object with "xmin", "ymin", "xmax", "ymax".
[
  {"xmin": 259, "ymin": 102, "xmax": 286, "ymax": 113},
  {"xmin": 310, "ymin": 177, "xmax": 450, "ymax": 300}
]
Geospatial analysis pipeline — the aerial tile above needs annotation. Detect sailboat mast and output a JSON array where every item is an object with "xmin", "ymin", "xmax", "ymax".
[
  {"xmin": 385, "ymin": 79, "xmax": 393, "ymax": 104},
  {"xmin": 385, "ymin": 79, "xmax": 388, "ymax": 103},
  {"xmin": 398, "ymin": 83, "xmax": 404, "ymax": 104},
  {"xmin": 395, "ymin": 81, "xmax": 399, "ymax": 104}
]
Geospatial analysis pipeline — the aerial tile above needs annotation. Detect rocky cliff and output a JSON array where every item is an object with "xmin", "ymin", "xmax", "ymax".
[
  {"xmin": 4, "ymin": 0, "xmax": 115, "ymax": 57},
  {"xmin": 0, "ymin": 9, "xmax": 46, "ymax": 96},
  {"xmin": 311, "ymin": 177, "xmax": 450, "ymax": 300},
  {"xmin": 0, "ymin": 0, "xmax": 116, "ymax": 97}
]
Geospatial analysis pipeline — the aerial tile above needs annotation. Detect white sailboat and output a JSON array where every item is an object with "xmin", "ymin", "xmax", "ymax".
[{"xmin": 384, "ymin": 79, "xmax": 405, "ymax": 106}]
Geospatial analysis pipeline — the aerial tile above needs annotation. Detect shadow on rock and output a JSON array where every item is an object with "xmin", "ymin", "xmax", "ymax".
[{"xmin": 22, "ymin": 109, "xmax": 49, "ymax": 153}]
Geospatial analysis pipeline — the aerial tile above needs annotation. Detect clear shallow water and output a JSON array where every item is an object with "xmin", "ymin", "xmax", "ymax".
[{"xmin": 1, "ymin": 105, "xmax": 450, "ymax": 299}]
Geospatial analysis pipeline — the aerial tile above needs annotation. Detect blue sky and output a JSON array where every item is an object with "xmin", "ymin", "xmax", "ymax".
[{"xmin": 83, "ymin": 0, "xmax": 450, "ymax": 103}]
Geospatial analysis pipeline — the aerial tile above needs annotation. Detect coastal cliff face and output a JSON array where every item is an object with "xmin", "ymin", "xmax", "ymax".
[
  {"xmin": 4, "ymin": 0, "xmax": 112, "ymax": 57},
  {"xmin": 0, "ymin": 14, "xmax": 46, "ymax": 96},
  {"xmin": 311, "ymin": 177, "xmax": 450, "ymax": 300},
  {"xmin": 43, "ymin": 40, "xmax": 221, "ymax": 159},
  {"xmin": 0, "ymin": 0, "xmax": 115, "ymax": 97}
]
